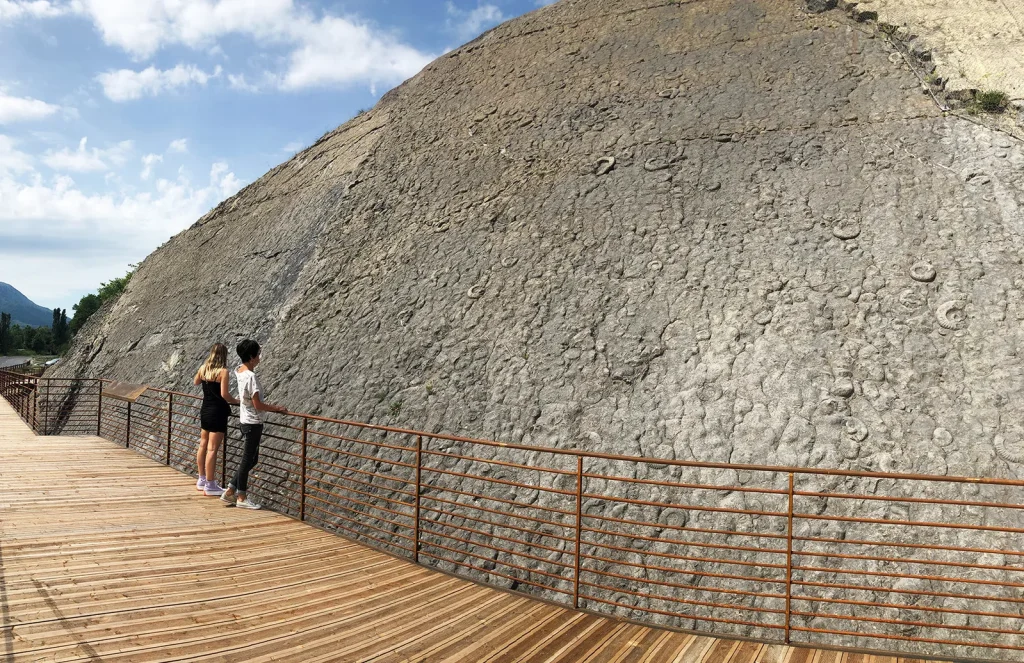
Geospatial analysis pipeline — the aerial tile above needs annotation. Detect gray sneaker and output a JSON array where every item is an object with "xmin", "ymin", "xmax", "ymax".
[
  {"xmin": 220, "ymin": 489, "xmax": 236, "ymax": 506},
  {"xmin": 235, "ymin": 498, "xmax": 261, "ymax": 510},
  {"xmin": 204, "ymin": 481, "xmax": 226, "ymax": 497}
]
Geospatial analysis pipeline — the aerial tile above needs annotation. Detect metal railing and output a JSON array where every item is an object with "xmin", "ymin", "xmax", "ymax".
[{"xmin": 2, "ymin": 369, "xmax": 1023, "ymax": 661}]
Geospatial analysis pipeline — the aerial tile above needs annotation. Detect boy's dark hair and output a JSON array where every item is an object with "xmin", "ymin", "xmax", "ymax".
[{"xmin": 237, "ymin": 339, "xmax": 261, "ymax": 364}]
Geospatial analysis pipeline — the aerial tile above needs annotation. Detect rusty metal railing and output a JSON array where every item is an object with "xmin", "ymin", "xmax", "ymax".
[{"xmin": 2, "ymin": 369, "xmax": 1023, "ymax": 661}]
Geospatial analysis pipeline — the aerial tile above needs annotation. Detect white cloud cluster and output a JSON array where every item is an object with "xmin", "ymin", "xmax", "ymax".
[
  {"xmin": 74, "ymin": 0, "xmax": 433, "ymax": 94},
  {"xmin": 140, "ymin": 153, "xmax": 161, "ymax": 180},
  {"xmin": 0, "ymin": 134, "xmax": 33, "ymax": 173},
  {"xmin": 43, "ymin": 136, "xmax": 133, "ymax": 172},
  {"xmin": 0, "ymin": 92, "xmax": 61, "ymax": 124},
  {"xmin": 96, "ymin": 64, "xmax": 222, "ymax": 101},
  {"xmin": 446, "ymin": 2, "xmax": 505, "ymax": 40},
  {"xmin": 0, "ymin": 0, "xmax": 66, "ymax": 21},
  {"xmin": 0, "ymin": 131, "xmax": 244, "ymax": 306}
]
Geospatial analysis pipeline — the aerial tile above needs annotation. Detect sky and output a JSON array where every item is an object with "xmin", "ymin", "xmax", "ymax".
[{"xmin": 0, "ymin": 0, "xmax": 556, "ymax": 312}]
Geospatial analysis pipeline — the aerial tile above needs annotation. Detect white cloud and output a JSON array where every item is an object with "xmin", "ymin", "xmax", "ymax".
[
  {"xmin": 96, "ymin": 64, "xmax": 222, "ymax": 102},
  {"xmin": 168, "ymin": 138, "xmax": 188, "ymax": 153},
  {"xmin": 140, "ymin": 153, "xmax": 162, "ymax": 180},
  {"xmin": 446, "ymin": 2, "xmax": 505, "ymax": 40},
  {"xmin": 280, "ymin": 16, "xmax": 433, "ymax": 90},
  {"xmin": 227, "ymin": 73, "xmax": 259, "ymax": 92},
  {"xmin": 0, "ymin": 0, "xmax": 67, "ymax": 21},
  {"xmin": 0, "ymin": 158, "xmax": 246, "ymax": 305},
  {"xmin": 42, "ymin": 137, "xmax": 134, "ymax": 172},
  {"xmin": 281, "ymin": 140, "xmax": 303, "ymax": 154},
  {"xmin": 0, "ymin": 134, "xmax": 33, "ymax": 173},
  {"xmin": 67, "ymin": 1, "xmax": 432, "ymax": 92},
  {"xmin": 0, "ymin": 92, "xmax": 61, "ymax": 124}
]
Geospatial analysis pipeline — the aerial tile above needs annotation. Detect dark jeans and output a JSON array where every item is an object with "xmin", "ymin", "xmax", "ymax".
[{"xmin": 233, "ymin": 423, "xmax": 263, "ymax": 493}]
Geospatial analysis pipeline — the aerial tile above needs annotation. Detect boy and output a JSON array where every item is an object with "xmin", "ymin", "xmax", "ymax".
[{"xmin": 221, "ymin": 339, "xmax": 288, "ymax": 510}]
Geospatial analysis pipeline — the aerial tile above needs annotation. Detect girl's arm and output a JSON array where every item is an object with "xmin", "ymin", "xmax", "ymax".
[
  {"xmin": 252, "ymin": 391, "xmax": 288, "ymax": 414},
  {"xmin": 219, "ymin": 369, "xmax": 239, "ymax": 405},
  {"xmin": 193, "ymin": 369, "xmax": 202, "ymax": 386}
]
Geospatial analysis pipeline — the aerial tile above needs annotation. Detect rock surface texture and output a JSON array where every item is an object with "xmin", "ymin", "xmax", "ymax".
[{"xmin": 54, "ymin": 0, "xmax": 1024, "ymax": 657}]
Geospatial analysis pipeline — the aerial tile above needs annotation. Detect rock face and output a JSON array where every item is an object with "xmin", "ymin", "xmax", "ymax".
[{"xmin": 54, "ymin": 0, "xmax": 1024, "ymax": 656}]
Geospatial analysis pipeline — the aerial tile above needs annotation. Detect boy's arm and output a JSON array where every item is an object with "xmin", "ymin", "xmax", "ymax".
[
  {"xmin": 219, "ymin": 369, "xmax": 239, "ymax": 405},
  {"xmin": 252, "ymin": 391, "xmax": 288, "ymax": 414}
]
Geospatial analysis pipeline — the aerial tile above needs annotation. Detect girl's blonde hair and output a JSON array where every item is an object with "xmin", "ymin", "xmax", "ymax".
[{"xmin": 199, "ymin": 343, "xmax": 229, "ymax": 381}]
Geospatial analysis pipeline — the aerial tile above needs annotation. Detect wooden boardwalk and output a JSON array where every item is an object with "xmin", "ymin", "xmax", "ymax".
[{"xmin": 0, "ymin": 399, "xmax": 937, "ymax": 663}]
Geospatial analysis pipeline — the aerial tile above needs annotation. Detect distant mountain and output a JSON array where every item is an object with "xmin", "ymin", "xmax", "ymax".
[{"xmin": 0, "ymin": 283, "xmax": 53, "ymax": 328}]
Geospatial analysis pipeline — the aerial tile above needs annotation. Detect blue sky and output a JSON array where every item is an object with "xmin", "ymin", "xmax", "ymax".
[{"xmin": 0, "ymin": 0, "xmax": 555, "ymax": 312}]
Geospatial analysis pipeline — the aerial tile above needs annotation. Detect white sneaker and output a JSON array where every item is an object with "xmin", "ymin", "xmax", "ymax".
[
  {"xmin": 235, "ymin": 498, "xmax": 261, "ymax": 510},
  {"xmin": 203, "ymin": 481, "xmax": 225, "ymax": 497},
  {"xmin": 220, "ymin": 489, "xmax": 236, "ymax": 506},
  {"xmin": 196, "ymin": 478, "xmax": 207, "ymax": 491}
]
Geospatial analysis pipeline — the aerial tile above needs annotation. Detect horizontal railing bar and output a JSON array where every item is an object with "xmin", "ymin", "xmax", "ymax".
[
  {"xmin": 794, "ymin": 534, "xmax": 1024, "ymax": 558},
  {"xmin": 586, "ymin": 471, "xmax": 789, "ymax": 496},
  {"xmin": 419, "ymin": 514, "xmax": 570, "ymax": 557},
  {"xmin": 421, "ymin": 465, "xmax": 577, "ymax": 497},
  {"xmin": 579, "ymin": 593, "xmax": 787, "ymax": 631},
  {"xmin": 304, "ymin": 493, "xmax": 415, "ymax": 542},
  {"xmin": 581, "ymin": 551, "xmax": 787, "ymax": 586},
  {"xmin": 791, "ymin": 608, "xmax": 1024, "ymax": 637},
  {"xmin": 416, "ymin": 550, "xmax": 573, "ymax": 596},
  {"xmin": 583, "ymin": 538, "xmax": 789, "ymax": 570},
  {"xmin": 420, "ymin": 448, "xmax": 576, "ymax": 476},
  {"xmin": 790, "ymin": 624, "xmax": 1024, "ymax": 652},
  {"xmin": 418, "ymin": 539, "xmax": 571, "ymax": 583},
  {"xmin": 418, "ymin": 504, "xmax": 574, "ymax": 544},
  {"xmin": 305, "ymin": 440, "xmax": 416, "ymax": 469},
  {"xmin": 793, "ymin": 578, "xmax": 1024, "ymax": 606},
  {"xmin": 424, "ymin": 483, "xmax": 576, "ymax": 518},
  {"xmin": 305, "ymin": 455, "xmax": 412, "ymax": 490},
  {"xmin": 791, "ymin": 592, "xmax": 1024, "ymax": 623},
  {"xmin": 794, "ymin": 511, "xmax": 1024, "ymax": 535},
  {"xmin": 795, "ymin": 548, "xmax": 1024, "ymax": 575},
  {"xmin": 305, "ymin": 476, "xmax": 415, "ymax": 514},
  {"xmin": 795, "ymin": 489, "xmax": 1024, "ymax": 511},
  {"xmin": 304, "ymin": 488, "xmax": 413, "ymax": 533},
  {"xmin": 579, "ymin": 578, "xmax": 788, "ymax": 616},
  {"xmin": 792, "ymin": 563, "xmax": 1024, "ymax": 590},
  {"xmin": 582, "ymin": 511, "xmax": 788, "ymax": 540},
  {"xmin": 307, "ymin": 464, "xmax": 415, "ymax": 498},
  {"xmin": 580, "ymin": 565, "xmax": 787, "ymax": 601},
  {"xmin": 419, "ymin": 493, "xmax": 573, "ymax": 534},
  {"xmin": 582, "ymin": 491, "xmax": 787, "ymax": 518},
  {"xmin": 417, "ymin": 523, "xmax": 576, "ymax": 570}
]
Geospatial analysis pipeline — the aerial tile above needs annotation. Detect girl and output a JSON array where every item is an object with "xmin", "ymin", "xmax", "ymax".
[{"xmin": 193, "ymin": 343, "xmax": 239, "ymax": 496}]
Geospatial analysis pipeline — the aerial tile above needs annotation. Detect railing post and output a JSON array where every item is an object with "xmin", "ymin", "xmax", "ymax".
[
  {"xmin": 96, "ymin": 380, "xmax": 103, "ymax": 437},
  {"xmin": 125, "ymin": 401, "xmax": 132, "ymax": 448},
  {"xmin": 785, "ymin": 472, "xmax": 795, "ymax": 644},
  {"xmin": 300, "ymin": 416, "xmax": 308, "ymax": 521},
  {"xmin": 574, "ymin": 454, "xmax": 584, "ymax": 609},
  {"xmin": 166, "ymin": 393, "xmax": 173, "ymax": 465},
  {"xmin": 43, "ymin": 379, "xmax": 49, "ymax": 435},
  {"xmin": 413, "ymin": 435, "xmax": 422, "ymax": 563},
  {"xmin": 221, "ymin": 424, "xmax": 228, "ymax": 487}
]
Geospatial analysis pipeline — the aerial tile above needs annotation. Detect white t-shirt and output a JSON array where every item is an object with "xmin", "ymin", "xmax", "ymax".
[{"xmin": 236, "ymin": 368, "xmax": 262, "ymax": 424}]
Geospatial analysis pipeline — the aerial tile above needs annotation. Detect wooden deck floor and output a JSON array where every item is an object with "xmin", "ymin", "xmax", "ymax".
[{"xmin": 0, "ymin": 399, "xmax": 938, "ymax": 663}]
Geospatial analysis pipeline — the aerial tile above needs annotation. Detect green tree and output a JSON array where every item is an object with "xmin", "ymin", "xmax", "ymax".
[
  {"xmin": 0, "ymin": 312, "xmax": 11, "ymax": 354},
  {"xmin": 31, "ymin": 327, "xmax": 53, "ymax": 354},
  {"xmin": 97, "ymin": 268, "xmax": 134, "ymax": 302},
  {"xmin": 67, "ymin": 265, "xmax": 135, "ymax": 339},
  {"xmin": 70, "ymin": 294, "xmax": 101, "ymax": 335},
  {"xmin": 51, "ymin": 308, "xmax": 70, "ymax": 347}
]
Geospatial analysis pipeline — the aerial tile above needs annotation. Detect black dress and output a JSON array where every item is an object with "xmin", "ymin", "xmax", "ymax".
[{"xmin": 200, "ymin": 379, "xmax": 230, "ymax": 434}]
